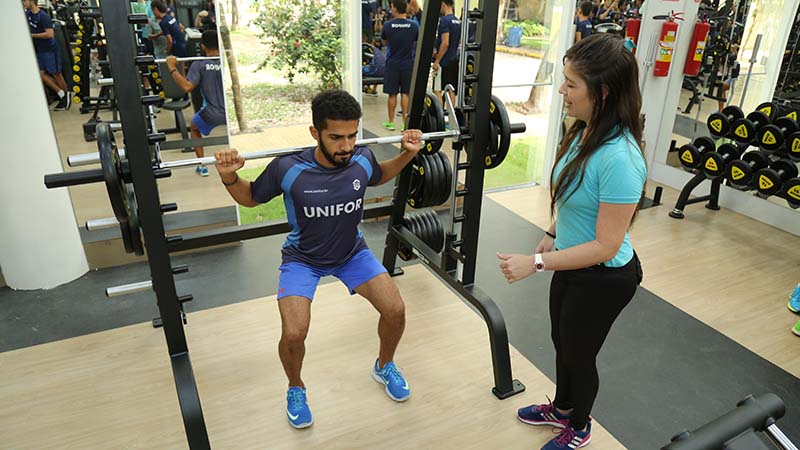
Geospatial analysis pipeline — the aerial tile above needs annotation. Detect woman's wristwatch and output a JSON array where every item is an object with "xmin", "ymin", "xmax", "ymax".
[{"xmin": 534, "ymin": 253, "xmax": 546, "ymax": 272}]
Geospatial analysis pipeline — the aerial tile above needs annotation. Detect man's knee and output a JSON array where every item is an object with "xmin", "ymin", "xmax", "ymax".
[{"xmin": 281, "ymin": 325, "xmax": 309, "ymax": 346}]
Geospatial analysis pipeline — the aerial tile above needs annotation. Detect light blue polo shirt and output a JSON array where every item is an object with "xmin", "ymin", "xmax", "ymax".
[{"xmin": 552, "ymin": 129, "xmax": 647, "ymax": 267}]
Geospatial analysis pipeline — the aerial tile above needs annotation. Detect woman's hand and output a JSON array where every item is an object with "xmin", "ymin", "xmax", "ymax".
[
  {"xmin": 497, "ymin": 253, "xmax": 536, "ymax": 284},
  {"xmin": 535, "ymin": 235, "xmax": 555, "ymax": 254}
]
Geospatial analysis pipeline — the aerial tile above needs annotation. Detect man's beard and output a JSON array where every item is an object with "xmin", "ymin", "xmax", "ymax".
[{"xmin": 320, "ymin": 140, "xmax": 352, "ymax": 168}]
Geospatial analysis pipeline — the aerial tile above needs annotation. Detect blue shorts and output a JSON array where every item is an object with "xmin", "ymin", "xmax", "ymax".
[
  {"xmin": 192, "ymin": 111, "xmax": 217, "ymax": 136},
  {"xmin": 277, "ymin": 249, "xmax": 387, "ymax": 301},
  {"xmin": 36, "ymin": 51, "xmax": 62, "ymax": 75},
  {"xmin": 383, "ymin": 68, "xmax": 413, "ymax": 95}
]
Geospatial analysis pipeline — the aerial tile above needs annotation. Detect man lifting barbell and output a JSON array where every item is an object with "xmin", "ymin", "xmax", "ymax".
[{"xmin": 214, "ymin": 90, "xmax": 422, "ymax": 429}]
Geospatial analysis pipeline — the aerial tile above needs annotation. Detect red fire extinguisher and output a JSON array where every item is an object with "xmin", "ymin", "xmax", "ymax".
[
  {"xmin": 625, "ymin": 17, "xmax": 641, "ymax": 55},
  {"xmin": 654, "ymin": 16, "xmax": 680, "ymax": 77},
  {"xmin": 684, "ymin": 18, "xmax": 710, "ymax": 76}
]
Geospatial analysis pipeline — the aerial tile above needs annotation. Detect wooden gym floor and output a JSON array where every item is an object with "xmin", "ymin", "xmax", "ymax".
[{"xmin": 0, "ymin": 265, "xmax": 625, "ymax": 450}]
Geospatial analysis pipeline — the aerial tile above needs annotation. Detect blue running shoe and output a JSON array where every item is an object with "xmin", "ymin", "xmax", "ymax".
[
  {"xmin": 371, "ymin": 359, "xmax": 410, "ymax": 402},
  {"xmin": 517, "ymin": 397, "xmax": 570, "ymax": 429},
  {"xmin": 541, "ymin": 422, "xmax": 592, "ymax": 450},
  {"xmin": 286, "ymin": 387, "xmax": 313, "ymax": 429},
  {"xmin": 789, "ymin": 284, "xmax": 800, "ymax": 314}
]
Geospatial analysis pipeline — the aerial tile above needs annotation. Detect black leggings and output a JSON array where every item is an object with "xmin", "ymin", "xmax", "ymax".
[{"xmin": 550, "ymin": 253, "xmax": 642, "ymax": 430}]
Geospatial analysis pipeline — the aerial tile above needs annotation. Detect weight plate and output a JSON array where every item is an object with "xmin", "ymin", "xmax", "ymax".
[
  {"xmin": 755, "ymin": 102, "xmax": 777, "ymax": 122},
  {"xmin": 755, "ymin": 167, "xmax": 781, "ymax": 196},
  {"xmin": 785, "ymin": 110, "xmax": 799, "ymax": 122},
  {"xmin": 678, "ymin": 143, "xmax": 699, "ymax": 170},
  {"xmin": 420, "ymin": 153, "xmax": 434, "ymax": 207},
  {"xmin": 438, "ymin": 151, "xmax": 453, "ymax": 206},
  {"xmin": 484, "ymin": 95, "xmax": 512, "ymax": 169},
  {"xmin": 418, "ymin": 208, "xmax": 435, "ymax": 250},
  {"xmin": 788, "ymin": 132, "xmax": 800, "ymax": 161},
  {"xmin": 427, "ymin": 152, "xmax": 444, "ymax": 206},
  {"xmin": 782, "ymin": 178, "xmax": 800, "ymax": 208},
  {"xmin": 707, "ymin": 112, "xmax": 728, "ymax": 136},
  {"xmin": 407, "ymin": 158, "xmax": 425, "ymax": 208},
  {"xmin": 118, "ymin": 219, "xmax": 134, "ymax": 254},
  {"xmin": 97, "ymin": 123, "xmax": 129, "ymax": 224},
  {"xmin": 425, "ymin": 209, "xmax": 445, "ymax": 253},
  {"xmin": 776, "ymin": 116, "xmax": 799, "ymax": 135},
  {"xmin": 731, "ymin": 118, "xmax": 755, "ymax": 144},
  {"xmin": 126, "ymin": 185, "xmax": 144, "ymax": 255},
  {"xmin": 422, "ymin": 92, "xmax": 445, "ymax": 154},
  {"xmin": 773, "ymin": 159, "xmax": 799, "ymax": 179},
  {"xmin": 722, "ymin": 105, "xmax": 744, "ymax": 121},
  {"xmin": 758, "ymin": 124, "xmax": 783, "ymax": 152},
  {"xmin": 702, "ymin": 152, "xmax": 725, "ymax": 179},
  {"xmin": 727, "ymin": 159, "xmax": 753, "ymax": 187},
  {"xmin": 694, "ymin": 136, "xmax": 716, "ymax": 153},
  {"xmin": 746, "ymin": 111, "xmax": 769, "ymax": 129}
]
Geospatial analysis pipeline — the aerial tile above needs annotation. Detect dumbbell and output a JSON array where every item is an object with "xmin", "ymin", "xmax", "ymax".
[
  {"xmin": 757, "ymin": 116, "xmax": 799, "ymax": 154},
  {"xmin": 678, "ymin": 136, "xmax": 716, "ymax": 172},
  {"xmin": 754, "ymin": 159, "xmax": 799, "ymax": 197},
  {"xmin": 730, "ymin": 110, "xmax": 771, "ymax": 144},
  {"xmin": 753, "ymin": 101, "xmax": 779, "ymax": 122},
  {"xmin": 780, "ymin": 177, "xmax": 800, "ymax": 209},
  {"xmin": 707, "ymin": 105, "xmax": 744, "ymax": 137},
  {"xmin": 700, "ymin": 142, "xmax": 743, "ymax": 179},
  {"xmin": 726, "ymin": 150, "xmax": 770, "ymax": 188}
]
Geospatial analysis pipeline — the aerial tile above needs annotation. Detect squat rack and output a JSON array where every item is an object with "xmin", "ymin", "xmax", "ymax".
[{"xmin": 86, "ymin": 1, "xmax": 526, "ymax": 447}]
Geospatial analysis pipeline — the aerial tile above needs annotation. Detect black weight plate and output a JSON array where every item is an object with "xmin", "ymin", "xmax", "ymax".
[
  {"xmin": 420, "ymin": 153, "xmax": 434, "ymax": 207},
  {"xmin": 731, "ymin": 118, "xmax": 755, "ymax": 144},
  {"xmin": 707, "ymin": 112, "xmax": 728, "ymax": 136},
  {"xmin": 485, "ymin": 95, "xmax": 512, "ymax": 169},
  {"xmin": 484, "ymin": 122, "xmax": 501, "ymax": 168},
  {"xmin": 785, "ymin": 110, "xmax": 799, "ymax": 122},
  {"xmin": 702, "ymin": 152, "xmax": 725, "ymax": 179},
  {"xmin": 782, "ymin": 178, "xmax": 800, "ymax": 208},
  {"xmin": 407, "ymin": 158, "xmax": 425, "ymax": 208},
  {"xmin": 746, "ymin": 111, "xmax": 770, "ymax": 129},
  {"xmin": 97, "ymin": 122, "xmax": 129, "ymax": 223},
  {"xmin": 694, "ymin": 136, "xmax": 716, "ymax": 153},
  {"xmin": 422, "ymin": 92, "xmax": 445, "ymax": 154},
  {"xmin": 755, "ymin": 167, "xmax": 782, "ymax": 196},
  {"xmin": 788, "ymin": 132, "xmax": 800, "ymax": 161},
  {"xmin": 118, "ymin": 219, "xmax": 134, "ymax": 254},
  {"xmin": 438, "ymin": 151, "xmax": 453, "ymax": 206},
  {"xmin": 126, "ymin": 185, "xmax": 144, "ymax": 255},
  {"xmin": 428, "ymin": 151, "xmax": 445, "ymax": 206},
  {"xmin": 426, "ymin": 209, "xmax": 445, "ymax": 253},
  {"xmin": 776, "ymin": 116, "xmax": 799, "ymax": 135},
  {"xmin": 717, "ymin": 143, "xmax": 741, "ymax": 161},
  {"xmin": 722, "ymin": 105, "xmax": 744, "ymax": 121},
  {"xmin": 678, "ymin": 143, "xmax": 699, "ymax": 170},
  {"xmin": 773, "ymin": 159, "xmax": 799, "ymax": 179},
  {"xmin": 727, "ymin": 159, "xmax": 753, "ymax": 187},
  {"xmin": 758, "ymin": 124, "xmax": 783, "ymax": 152},
  {"xmin": 418, "ymin": 208, "xmax": 435, "ymax": 249},
  {"xmin": 755, "ymin": 102, "xmax": 777, "ymax": 122}
]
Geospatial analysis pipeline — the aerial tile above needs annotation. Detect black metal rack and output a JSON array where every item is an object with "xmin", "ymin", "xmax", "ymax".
[{"xmin": 98, "ymin": 0, "xmax": 525, "ymax": 447}]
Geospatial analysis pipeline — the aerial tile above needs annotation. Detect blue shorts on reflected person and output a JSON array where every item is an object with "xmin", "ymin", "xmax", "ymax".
[
  {"xmin": 192, "ymin": 112, "xmax": 216, "ymax": 136},
  {"xmin": 277, "ymin": 249, "xmax": 387, "ymax": 301}
]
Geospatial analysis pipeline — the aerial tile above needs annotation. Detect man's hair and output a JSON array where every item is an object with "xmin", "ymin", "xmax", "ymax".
[
  {"xmin": 392, "ymin": 0, "xmax": 408, "ymax": 14},
  {"xmin": 201, "ymin": 29, "xmax": 218, "ymax": 50},
  {"xmin": 442, "ymin": 0, "xmax": 454, "ymax": 7},
  {"xmin": 579, "ymin": 1, "xmax": 593, "ymax": 16},
  {"xmin": 151, "ymin": 0, "xmax": 167, "ymax": 13},
  {"xmin": 311, "ymin": 90, "xmax": 362, "ymax": 131}
]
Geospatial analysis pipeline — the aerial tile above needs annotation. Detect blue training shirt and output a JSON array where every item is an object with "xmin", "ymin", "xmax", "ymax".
[
  {"xmin": 436, "ymin": 14, "xmax": 462, "ymax": 67},
  {"xmin": 26, "ymin": 10, "xmax": 57, "ymax": 54},
  {"xmin": 361, "ymin": 0, "xmax": 377, "ymax": 29},
  {"xmin": 159, "ymin": 15, "xmax": 187, "ymax": 56},
  {"xmin": 576, "ymin": 19, "xmax": 593, "ymax": 40},
  {"xmin": 251, "ymin": 146, "xmax": 383, "ymax": 268},
  {"xmin": 381, "ymin": 18, "xmax": 419, "ymax": 71},
  {"xmin": 552, "ymin": 129, "xmax": 647, "ymax": 267}
]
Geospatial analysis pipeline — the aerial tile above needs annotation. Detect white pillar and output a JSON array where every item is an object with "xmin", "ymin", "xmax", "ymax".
[
  {"xmin": 638, "ymin": 0, "xmax": 700, "ymax": 170},
  {"xmin": 342, "ymin": 0, "xmax": 364, "ymax": 138},
  {"xmin": 0, "ymin": 3, "xmax": 88, "ymax": 289}
]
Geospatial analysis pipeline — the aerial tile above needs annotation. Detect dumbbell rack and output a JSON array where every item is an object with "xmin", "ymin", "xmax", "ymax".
[
  {"xmin": 380, "ymin": 0, "xmax": 525, "ymax": 400},
  {"xmin": 91, "ymin": 1, "xmax": 525, "ymax": 448}
]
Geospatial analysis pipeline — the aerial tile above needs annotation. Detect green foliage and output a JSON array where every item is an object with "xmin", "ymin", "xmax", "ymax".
[
  {"xmin": 236, "ymin": 165, "xmax": 288, "ymax": 224},
  {"xmin": 254, "ymin": 0, "xmax": 342, "ymax": 90},
  {"xmin": 503, "ymin": 19, "xmax": 550, "ymax": 37}
]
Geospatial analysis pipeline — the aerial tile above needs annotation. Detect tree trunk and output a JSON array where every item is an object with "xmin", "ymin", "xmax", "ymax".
[
  {"xmin": 218, "ymin": 3, "xmax": 248, "ymax": 132},
  {"xmin": 231, "ymin": 0, "xmax": 239, "ymax": 32}
]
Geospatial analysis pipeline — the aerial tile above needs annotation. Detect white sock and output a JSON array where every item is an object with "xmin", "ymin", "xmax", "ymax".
[{"xmin": 57, "ymin": 90, "xmax": 65, "ymax": 98}]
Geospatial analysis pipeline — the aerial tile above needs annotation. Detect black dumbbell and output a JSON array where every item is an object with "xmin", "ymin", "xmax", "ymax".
[
  {"xmin": 700, "ymin": 142, "xmax": 743, "ymax": 179},
  {"xmin": 727, "ymin": 150, "xmax": 770, "ymax": 188},
  {"xmin": 755, "ymin": 159, "xmax": 799, "ymax": 197},
  {"xmin": 757, "ymin": 116, "xmax": 799, "ymax": 153},
  {"xmin": 781, "ymin": 177, "xmax": 800, "ymax": 209},
  {"xmin": 731, "ymin": 110, "xmax": 771, "ymax": 144},
  {"xmin": 678, "ymin": 136, "xmax": 716, "ymax": 171},
  {"xmin": 754, "ymin": 101, "xmax": 779, "ymax": 122},
  {"xmin": 707, "ymin": 105, "xmax": 744, "ymax": 137}
]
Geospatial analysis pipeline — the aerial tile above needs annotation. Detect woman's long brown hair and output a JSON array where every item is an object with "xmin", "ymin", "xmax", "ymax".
[{"xmin": 550, "ymin": 34, "xmax": 645, "ymax": 219}]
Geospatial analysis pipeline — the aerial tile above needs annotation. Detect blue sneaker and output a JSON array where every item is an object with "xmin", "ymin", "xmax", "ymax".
[
  {"xmin": 517, "ymin": 397, "xmax": 570, "ymax": 429},
  {"xmin": 286, "ymin": 387, "xmax": 313, "ymax": 429},
  {"xmin": 789, "ymin": 284, "xmax": 800, "ymax": 314},
  {"xmin": 541, "ymin": 422, "xmax": 592, "ymax": 450},
  {"xmin": 371, "ymin": 359, "xmax": 410, "ymax": 402}
]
